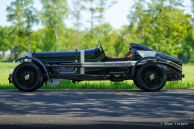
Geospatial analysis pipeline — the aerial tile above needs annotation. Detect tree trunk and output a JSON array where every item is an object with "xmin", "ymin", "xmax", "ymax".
[
  {"xmin": 55, "ymin": 26, "xmax": 59, "ymax": 51},
  {"xmin": 90, "ymin": 0, "xmax": 94, "ymax": 33}
]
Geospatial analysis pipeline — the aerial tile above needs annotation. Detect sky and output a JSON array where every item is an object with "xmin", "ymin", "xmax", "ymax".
[{"xmin": 0, "ymin": 0, "xmax": 192, "ymax": 29}]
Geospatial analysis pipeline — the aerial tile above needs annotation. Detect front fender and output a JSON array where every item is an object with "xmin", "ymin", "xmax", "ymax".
[{"xmin": 15, "ymin": 56, "xmax": 52, "ymax": 82}]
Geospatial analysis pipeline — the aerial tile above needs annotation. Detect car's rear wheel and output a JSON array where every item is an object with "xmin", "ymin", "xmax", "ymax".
[
  {"xmin": 134, "ymin": 63, "xmax": 167, "ymax": 92},
  {"xmin": 12, "ymin": 62, "xmax": 43, "ymax": 92},
  {"xmin": 133, "ymin": 75, "xmax": 146, "ymax": 90}
]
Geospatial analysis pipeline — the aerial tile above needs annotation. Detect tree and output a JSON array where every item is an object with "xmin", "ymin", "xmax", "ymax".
[
  {"xmin": 24, "ymin": 6, "xmax": 38, "ymax": 53},
  {"xmin": 83, "ymin": 0, "xmax": 96, "ymax": 32},
  {"xmin": 192, "ymin": 0, "xmax": 194, "ymax": 14},
  {"xmin": 71, "ymin": 0, "xmax": 85, "ymax": 50},
  {"xmin": 144, "ymin": 8, "xmax": 191, "ymax": 56},
  {"xmin": 128, "ymin": 0, "xmax": 145, "ymax": 28},
  {"xmin": 40, "ymin": 0, "xmax": 68, "ymax": 51},
  {"xmin": 188, "ymin": 0, "xmax": 194, "ymax": 62},
  {"xmin": 6, "ymin": 0, "xmax": 38, "ymax": 54},
  {"xmin": 0, "ymin": 27, "xmax": 10, "ymax": 52},
  {"xmin": 83, "ymin": 0, "xmax": 116, "ymax": 32},
  {"xmin": 6, "ymin": 0, "xmax": 37, "ymax": 60},
  {"xmin": 127, "ymin": 0, "xmax": 192, "ymax": 57},
  {"xmin": 96, "ymin": 0, "xmax": 116, "ymax": 24}
]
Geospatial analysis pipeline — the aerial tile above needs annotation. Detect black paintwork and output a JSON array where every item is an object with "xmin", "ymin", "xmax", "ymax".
[
  {"xmin": 32, "ymin": 48, "xmax": 105, "ymax": 62},
  {"xmin": 156, "ymin": 52, "xmax": 182, "ymax": 65},
  {"xmin": 130, "ymin": 43, "xmax": 153, "ymax": 51},
  {"xmin": 130, "ymin": 43, "xmax": 182, "ymax": 65},
  {"xmin": 12, "ymin": 43, "xmax": 183, "ymax": 83}
]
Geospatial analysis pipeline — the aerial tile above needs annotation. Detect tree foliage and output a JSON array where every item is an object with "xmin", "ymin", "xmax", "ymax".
[
  {"xmin": 127, "ymin": 0, "xmax": 192, "ymax": 58},
  {"xmin": 6, "ymin": 0, "xmax": 37, "ymax": 58},
  {"xmin": 40, "ymin": 0, "xmax": 68, "ymax": 51},
  {"xmin": 0, "ymin": 0, "xmax": 194, "ymax": 62},
  {"xmin": 83, "ymin": 0, "xmax": 116, "ymax": 31}
]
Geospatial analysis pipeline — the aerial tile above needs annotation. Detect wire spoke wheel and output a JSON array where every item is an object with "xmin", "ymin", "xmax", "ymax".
[
  {"xmin": 134, "ymin": 63, "xmax": 167, "ymax": 91},
  {"xmin": 13, "ymin": 63, "xmax": 43, "ymax": 92}
]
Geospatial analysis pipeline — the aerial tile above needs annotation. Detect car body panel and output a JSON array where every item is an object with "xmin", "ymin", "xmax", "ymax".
[{"xmin": 11, "ymin": 43, "xmax": 183, "ymax": 84}]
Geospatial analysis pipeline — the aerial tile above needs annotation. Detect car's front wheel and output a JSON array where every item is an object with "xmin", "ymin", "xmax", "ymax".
[
  {"xmin": 134, "ymin": 63, "xmax": 167, "ymax": 92},
  {"xmin": 12, "ymin": 62, "xmax": 43, "ymax": 92}
]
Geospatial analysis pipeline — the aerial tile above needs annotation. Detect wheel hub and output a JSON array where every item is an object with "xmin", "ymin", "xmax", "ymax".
[
  {"xmin": 149, "ymin": 73, "xmax": 155, "ymax": 81},
  {"xmin": 24, "ymin": 74, "xmax": 30, "ymax": 81}
]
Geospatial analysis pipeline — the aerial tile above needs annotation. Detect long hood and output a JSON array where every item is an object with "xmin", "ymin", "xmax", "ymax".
[{"xmin": 30, "ymin": 48, "xmax": 105, "ymax": 62}]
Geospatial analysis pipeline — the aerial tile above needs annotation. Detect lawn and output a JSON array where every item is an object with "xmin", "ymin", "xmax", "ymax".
[{"xmin": 0, "ymin": 62, "xmax": 193, "ymax": 89}]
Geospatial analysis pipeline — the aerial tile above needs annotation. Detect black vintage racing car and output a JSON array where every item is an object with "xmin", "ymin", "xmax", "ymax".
[{"xmin": 9, "ymin": 43, "xmax": 183, "ymax": 92}]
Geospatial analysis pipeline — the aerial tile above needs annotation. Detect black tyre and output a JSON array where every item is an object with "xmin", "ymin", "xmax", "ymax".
[
  {"xmin": 36, "ymin": 80, "xmax": 45, "ymax": 89},
  {"xmin": 133, "ymin": 75, "xmax": 146, "ymax": 90},
  {"xmin": 12, "ymin": 62, "xmax": 43, "ymax": 92},
  {"xmin": 134, "ymin": 63, "xmax": 167, "ymax": 92}
]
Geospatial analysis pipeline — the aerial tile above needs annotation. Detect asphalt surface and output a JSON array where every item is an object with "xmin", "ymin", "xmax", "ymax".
[{"xmin": 0, "ymin": 89, "xmax": 194, "ymax": 129}]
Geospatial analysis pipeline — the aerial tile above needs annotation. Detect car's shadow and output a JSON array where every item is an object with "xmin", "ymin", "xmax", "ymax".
[{"xmin": 0, "ymin": 89, "xmax": 194, "ymax": 119}]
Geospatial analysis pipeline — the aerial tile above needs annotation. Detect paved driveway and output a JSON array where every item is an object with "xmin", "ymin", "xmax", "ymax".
[{"xmin": 0, "ymin": 90, "xmax": 194, "ymax": 128}]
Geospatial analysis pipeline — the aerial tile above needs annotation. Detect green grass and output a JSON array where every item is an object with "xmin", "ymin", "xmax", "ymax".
[
  {"xmin": 42, "ymin": 81, "xmax": 136, "ymax": 90},
  {"xmin": 0, "ymin": 62, "xmax": 194, "ymax": 89},
  {"xmin": 165, "ymin": 64, "xmax": 194, "ymax": 89},
  {"xmin": 0, "ymin": 62, "xmax": 18, "ymax": 85}
]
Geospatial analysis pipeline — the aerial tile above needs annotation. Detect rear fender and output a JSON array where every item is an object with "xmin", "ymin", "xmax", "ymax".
[{"xmin": 131, "ymin": 56, "xmax": 172, "ymax": 78}]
